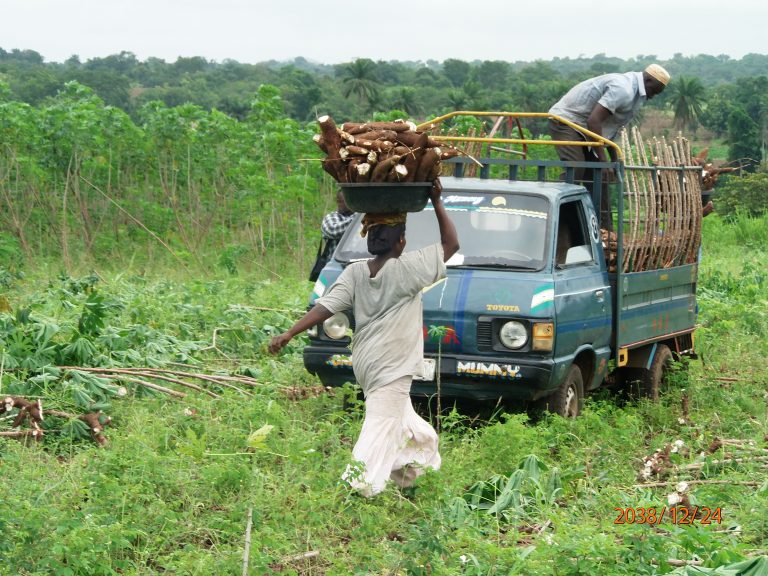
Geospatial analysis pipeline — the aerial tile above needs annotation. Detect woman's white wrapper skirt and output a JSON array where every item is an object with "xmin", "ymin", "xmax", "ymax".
[{"xmin": 342, "ymin": 376, "xmax": 441, "ymax": 497}]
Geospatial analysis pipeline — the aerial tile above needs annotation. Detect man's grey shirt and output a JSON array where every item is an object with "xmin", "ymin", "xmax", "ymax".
[{"xmin": 549, "ymin": 71, "xmax": 647, "ymax": 141}]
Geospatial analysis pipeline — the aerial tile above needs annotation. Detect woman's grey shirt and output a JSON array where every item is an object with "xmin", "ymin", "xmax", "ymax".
[{"xmin": 316, "ymin": 244, "xmax": 445, "ymax": 395}]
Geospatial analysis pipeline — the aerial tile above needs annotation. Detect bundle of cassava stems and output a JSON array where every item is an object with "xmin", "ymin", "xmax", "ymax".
[{"xmin": 314, "ymin": 115, "xmax": 461, "ymax": 183}]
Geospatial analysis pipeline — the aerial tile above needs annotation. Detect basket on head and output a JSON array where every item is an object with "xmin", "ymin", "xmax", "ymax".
[{"xmin": 340, "ymin": 182, "xmax": 431, "ymax": 214}]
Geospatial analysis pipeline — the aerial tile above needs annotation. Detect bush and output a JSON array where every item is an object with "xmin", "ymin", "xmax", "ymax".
[
  {"xmin": 714, "ymin": 172, "xmax": 768, "ymax": 216},
  {"xmin": 0, "ymin": 232, "xmax": 23, "ymax": 271}
]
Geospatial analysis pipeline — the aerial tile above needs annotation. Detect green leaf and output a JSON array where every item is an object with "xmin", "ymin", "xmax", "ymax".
[{"xmin": 247, "ymin": 424, "xmax": 274, "ymax": 450}]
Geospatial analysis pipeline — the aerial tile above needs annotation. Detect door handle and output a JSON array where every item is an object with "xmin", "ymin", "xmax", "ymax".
[{"xmin": 594, "ymin": 290, "xmax": 605, "ymax": 302}]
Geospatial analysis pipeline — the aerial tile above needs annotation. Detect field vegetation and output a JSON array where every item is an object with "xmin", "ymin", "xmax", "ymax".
[
  {"xmin": 1, "ymin": 67, "xmax": 768, "ymax": 574},
  {"xmin": 2, "ymin": 208, "xmax": 767, "ymax": 575}
]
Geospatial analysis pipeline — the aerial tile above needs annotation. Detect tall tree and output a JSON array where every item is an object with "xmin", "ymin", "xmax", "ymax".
[
  {"xmin": 387, "ymin": 87, "xmax": 420, "ymax": 116},
  {"xmin": 340, "ymin": 59, "xmax": 380, "ymax": 112},
  {"xmin": 472, "ymin": 60, "xmax": 511, "ymax": 91},
  {"xmin": 442, "ymin": 59, "xmax": 471, "ymax": 88},
  {"xmin": 727, "ymin": 107, "xmax": 761, "ymax": 170},
  {"xmin": 668, "ymin": 76, "xmax": 706, "ymax": 130}
]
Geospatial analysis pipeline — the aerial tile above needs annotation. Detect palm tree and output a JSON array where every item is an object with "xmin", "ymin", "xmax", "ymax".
[
  {"xmin": 388, "ymin": 87, "xmax": 420, "ymax": 116},
  {"xmin": 340, "ymin": 59, "xmax": 380, "ymax": 112},
  {"xmin": 447, "ymin": 89, "xmax": 467, "ymax": 110},
  {"xmin": 668, "ymin": 76, "xmax": 706, "ymax": 131}
]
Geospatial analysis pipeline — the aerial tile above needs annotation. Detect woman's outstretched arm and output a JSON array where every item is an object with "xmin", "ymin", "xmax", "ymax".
[{"xmin": 268, "ymin": 304, "xmax": 334, "ymax": 354}]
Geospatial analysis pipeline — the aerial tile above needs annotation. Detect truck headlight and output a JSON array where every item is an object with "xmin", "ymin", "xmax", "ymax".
[
  {"xmin": 323, "ymin": 313, "xmax": 349, "ymax": 340},
  {"xmin": 499, "ymin": 321, "xmax": 527, "ymax": 349}
]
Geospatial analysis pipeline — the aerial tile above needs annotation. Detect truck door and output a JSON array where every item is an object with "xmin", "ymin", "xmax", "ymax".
[{"xmin": 553, "ymin": 198, "xmax": 612, "ymax": 387}]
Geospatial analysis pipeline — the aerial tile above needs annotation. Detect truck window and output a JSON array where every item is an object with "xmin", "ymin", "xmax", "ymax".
[
  {"xmin": 556, "ymin": 200, "xmax": 592, "ymax": 267},
  {"xmin": 336, "ymin": 192, "xmax": 549, "ymax": 269}
]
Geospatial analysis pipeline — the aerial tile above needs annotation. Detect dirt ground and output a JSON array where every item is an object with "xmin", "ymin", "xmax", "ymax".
[{"xmin": 639, "ymin": 109, "xmax": 720, "ymax": 159}]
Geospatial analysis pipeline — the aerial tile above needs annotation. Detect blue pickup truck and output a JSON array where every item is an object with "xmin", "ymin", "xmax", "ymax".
[{"xmin": 303, "ymin": 113, "xmax": 701, "ymax": 417}]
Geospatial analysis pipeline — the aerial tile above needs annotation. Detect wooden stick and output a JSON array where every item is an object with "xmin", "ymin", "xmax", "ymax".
[
  {"xmin": 682, "ymin": 455, "xmax": 768, "ymax": 470},
  {"xmin": 128, "ymin": 371, "xmax": 220, "ymax": 398},
  {"xmin": 242, "ymin": 506, "xmax": 253, "ymax": 576},
  {"xmin": 113, "ymin": 376, "xmax": 186, "ymax": 398},
  {"xmin": 0, "ymin": 429, "xmax": 42, "ymax": 439},
  {"xmin": 62, "ymin": 367, "xmax": 218, "ymax": 398},
  {"xmin": 164, "ymin": 376, "xmax": 252, "ymax": 396},
  {"xmin": 634, "ymin": 479, "xmax": 761, "ymax": 488},
  {"xmin": 58, "ymin": 365, "xmax": 260, "ymax": 394}
]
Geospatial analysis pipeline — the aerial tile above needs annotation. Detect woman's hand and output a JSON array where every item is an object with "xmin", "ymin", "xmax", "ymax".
[
  {"xmin": 429, "ymin": 177, "xmax": 459, "ymax": 261},
  {"xmin": 429, "ymin": 178, "xmax": 443, "ymax": 204},
  {"xmin": 268, "ymin": 333, "xmax": 292, "ymax": 354}
]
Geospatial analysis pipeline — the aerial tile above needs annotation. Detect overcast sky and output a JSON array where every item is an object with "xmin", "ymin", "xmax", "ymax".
[{"xmin": 2, "ymin": 0, "xmax": 765, "ymax": 65}]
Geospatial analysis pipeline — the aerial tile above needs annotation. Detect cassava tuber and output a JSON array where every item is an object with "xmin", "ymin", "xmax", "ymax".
[{"xmin": 316, "ymin": 115, "xmax": 464, "ymax": 184}]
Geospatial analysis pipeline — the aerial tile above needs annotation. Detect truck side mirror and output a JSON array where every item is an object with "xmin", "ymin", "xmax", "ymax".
[{"xmin": 564, "ymin": 245, "xmax": 593, "ymax": 266}]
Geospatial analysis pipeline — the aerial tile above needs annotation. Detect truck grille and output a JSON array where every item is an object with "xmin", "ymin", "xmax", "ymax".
[{"xmin": 477, "ymin": 321, "xmax": 493, "ymax": 350}]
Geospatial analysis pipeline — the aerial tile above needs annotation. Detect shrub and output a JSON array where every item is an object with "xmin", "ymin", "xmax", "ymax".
[
  {"xmin": 714, "ymin": 172, "xmax": 768, "ymax": 216},
  {"xmin": 0, "ymin": 232, "xmax": 23, "ymax": 271}
]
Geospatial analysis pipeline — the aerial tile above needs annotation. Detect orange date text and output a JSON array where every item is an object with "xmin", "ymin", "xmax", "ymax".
[{"xmin": 613, "ymin": 507, "xmax": 722, "ymax": 525}]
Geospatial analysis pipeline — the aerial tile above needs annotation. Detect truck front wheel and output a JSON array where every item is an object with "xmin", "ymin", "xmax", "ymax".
[{"xmin": 545, "ymin": 364, "xmax": 584, "ymax": 418}]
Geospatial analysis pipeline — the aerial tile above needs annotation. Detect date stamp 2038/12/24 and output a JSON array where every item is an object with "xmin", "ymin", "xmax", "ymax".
[{"xmin": 614, "ymin": 507, "xmax": 722, "ymax": 525}]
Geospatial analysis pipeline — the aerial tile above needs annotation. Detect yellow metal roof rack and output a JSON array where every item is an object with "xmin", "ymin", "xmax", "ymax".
[{"xmin": 416, "ymin": 111, "xmax": 623, "ymax": 161}]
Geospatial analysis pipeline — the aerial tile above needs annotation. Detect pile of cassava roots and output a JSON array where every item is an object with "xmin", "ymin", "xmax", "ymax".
[{"xmin": 314, "ymin": 115, "xmax": 461, "ymax": 184}]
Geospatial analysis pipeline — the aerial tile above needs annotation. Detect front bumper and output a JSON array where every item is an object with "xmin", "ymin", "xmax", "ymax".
[{"xmin": 304, "ymin": 344, "xmax": 555, "ymax": 402}]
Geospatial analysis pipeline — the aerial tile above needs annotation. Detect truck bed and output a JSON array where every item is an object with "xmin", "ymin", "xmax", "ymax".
[{"xmin": 614, "ymin": 263, "xmax": 697, "ymax": 351}]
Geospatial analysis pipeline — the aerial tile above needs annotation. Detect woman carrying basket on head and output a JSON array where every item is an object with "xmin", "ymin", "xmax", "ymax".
[{"xmin": 268, "ymin": 180, "xmax": 459, "ymax": 497}]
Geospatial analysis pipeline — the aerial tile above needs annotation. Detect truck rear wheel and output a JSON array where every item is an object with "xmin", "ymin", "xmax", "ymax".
[
  {"xmin": 645, "ymin": 344, "xmax": 674, "ymax": 401},
  {"xmin": 544, "ymin": 364, "xmax": 584, "ymax": 418},
  {"xmin": 621, "ymin": 344, "xmax": 675, "ymax": 401}
]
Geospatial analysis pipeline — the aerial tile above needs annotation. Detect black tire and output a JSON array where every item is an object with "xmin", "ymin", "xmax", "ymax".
[
  {"xmin": 620, "ymin": 344, "xmax": 676, "ymax": 402},
  {"xmin": 544, "ymin": 364, "xmax": 584, "ymax": 418},
  {"xmin": 645, "ymin": 344, "xmax": 674, "ymax": 402}
]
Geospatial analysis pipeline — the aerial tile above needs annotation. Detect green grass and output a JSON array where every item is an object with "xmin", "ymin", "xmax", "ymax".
[{"xmin": 1, "ymin": 219, "xmax": 767, "ymax": 575}]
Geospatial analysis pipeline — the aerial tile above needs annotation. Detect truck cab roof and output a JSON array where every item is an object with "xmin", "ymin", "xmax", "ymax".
[{"xmin": 440, "ymin": 176, "xmax": 587, "ymax": 202}]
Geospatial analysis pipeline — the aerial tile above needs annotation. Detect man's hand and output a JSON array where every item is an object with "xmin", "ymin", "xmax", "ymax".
[
  {"xmin": 601, "ymin": 168, "xmax": 617, "ymax": 184},
  {"xmin": 268, "ymin": 333, "xmax": 292, "ymax": 354}
]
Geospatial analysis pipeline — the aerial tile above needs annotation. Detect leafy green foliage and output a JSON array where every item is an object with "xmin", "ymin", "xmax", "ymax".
[
  {"xmin": 1, "ymin": 53, "xmax": 767, "ymax": 572},
  {"xmin": 668, "ymin": 76, "xmax": 707, "ymax": 130},
  {"xmin": 715, "ymin": 173, "xmax": 768, "ymax": 217},
  {"xmin": 463, "ymin": 455, "xmax": 562, "ymax": 519},
  {"xmin": 0, "ymin": 232, "xmax": 23, "ymax": 271}
]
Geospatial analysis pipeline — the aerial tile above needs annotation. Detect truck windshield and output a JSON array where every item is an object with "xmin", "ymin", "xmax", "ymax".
[{"xmin": 335, "ymin": 192, "xmax": 550, "ymax": 269}]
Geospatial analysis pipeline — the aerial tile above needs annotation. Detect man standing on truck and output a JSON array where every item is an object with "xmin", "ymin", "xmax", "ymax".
[
  {"xmin": 548, "ymin": 64, "xmax": 671, "ymax": 229},
  {"xmin": 269, "ymin": 181, "xmax": 459, "ymax": 497}
]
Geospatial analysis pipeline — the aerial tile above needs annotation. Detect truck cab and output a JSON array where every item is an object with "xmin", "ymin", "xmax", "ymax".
[
  {"xmin": 304, "ymin": 176, "xmax": 614, "ymax": 414},
  {"xmin": 303, "ymin": 112, "xmax": 700, "ymax": 417}
]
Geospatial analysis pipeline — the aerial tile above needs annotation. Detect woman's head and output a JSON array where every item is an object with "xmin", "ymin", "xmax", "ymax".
[
  {"xmin": 366, "ymin": 223, "xmax": 406, "ymax": 255},
  {"xmin": 360, "ymin": 212, "xmax": 407, "ymax": 256}
]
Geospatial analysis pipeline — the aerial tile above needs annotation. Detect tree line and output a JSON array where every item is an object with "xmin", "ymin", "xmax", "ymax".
[
  {"xmin": 0, "ymin": 49, "xmax": 766, "ymax": 271},
  {"xmin": 2, "ymin": 48, "xmax": 766, "ymax": 166}
]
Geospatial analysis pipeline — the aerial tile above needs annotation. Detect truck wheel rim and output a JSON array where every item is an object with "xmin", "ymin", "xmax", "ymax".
[{"xmin": 565, "ymin": 386, "xmax": 577, "ymax": 417}]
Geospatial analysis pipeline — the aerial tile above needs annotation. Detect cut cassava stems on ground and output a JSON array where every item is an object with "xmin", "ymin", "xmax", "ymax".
[
  {"xmin": 56, "ymin": 366, "xmax": 261, "ymax": 398},
  {"xmin": 315, "ymin": 115, "xmax": 462, "ymax": 184},
  {"xmin": 1, "ymin": 395, "xmax": 110, "ymax": 445}
]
